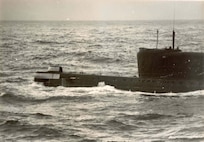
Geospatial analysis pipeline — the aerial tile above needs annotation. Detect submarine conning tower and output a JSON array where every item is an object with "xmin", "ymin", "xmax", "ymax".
[{"xmin": 137, "ymin": 30, "xmax": 204, "ymax": 80}]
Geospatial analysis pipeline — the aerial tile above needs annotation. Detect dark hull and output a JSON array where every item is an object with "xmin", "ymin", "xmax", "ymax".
[
  {"xmin": 34, "ymin": 72, "xmax": 204, "ymax": 93},
  {"xmin": 34, "ymin": 46, "xmax": 204, "ymax": 93}
]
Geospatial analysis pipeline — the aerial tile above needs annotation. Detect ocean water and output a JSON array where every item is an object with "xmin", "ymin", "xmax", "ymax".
[{"xmin": 0, "ymin": 20, "xmax": 204, "ymax": 142}]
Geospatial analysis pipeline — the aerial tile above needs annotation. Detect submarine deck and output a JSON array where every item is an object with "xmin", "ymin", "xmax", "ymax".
[{"xmin": 35, "ymin": 72, "xmax": 204, "ymax": 93}]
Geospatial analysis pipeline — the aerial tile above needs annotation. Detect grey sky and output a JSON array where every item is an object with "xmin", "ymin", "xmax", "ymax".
[{"xmin": 0, "ymin": 0, "xmax": 203, "ymax": 21}]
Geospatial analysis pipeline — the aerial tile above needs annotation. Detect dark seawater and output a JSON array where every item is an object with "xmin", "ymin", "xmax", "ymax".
[{"xmin": 0, "ymin": 20, "xmax": 204, "ymax": 141}]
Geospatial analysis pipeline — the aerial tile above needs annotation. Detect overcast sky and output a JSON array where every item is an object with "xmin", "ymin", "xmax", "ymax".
[{"xmin": 0, "ymin": 0, "xmax": 203, "ymax": 21}]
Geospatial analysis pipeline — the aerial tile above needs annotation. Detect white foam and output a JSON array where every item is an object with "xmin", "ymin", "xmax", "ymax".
[{"xmin": 139, "ymin": 90, "xmax": 204, "ymax": 97}]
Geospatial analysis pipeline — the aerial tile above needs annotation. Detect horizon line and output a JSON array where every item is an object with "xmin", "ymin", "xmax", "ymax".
[{"xmin": 1, "ymin": 19, "xmax": 204, "ymax": 22}]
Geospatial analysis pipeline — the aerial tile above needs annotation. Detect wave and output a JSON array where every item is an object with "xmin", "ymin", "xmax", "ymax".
[
  {"xmin": 88, "ymin": 44, "xmax": 103, "ymax": 48},
  {"xmin": 0, "ymin": 111, "xmax": 53, "ymax": 120},
  {"xmin": 120, "ymin": 112, "xmax": 173, "ymax": 121},
  {"xmin": 0, "ymin": 119, "xmax": 35, "ymax": 135},
  {"xmin": 82, "ymin": 53, "xmax": 125, "ymax": 64},
  {"xmin": 4, "ymin": 77, "xmax": 28, "ymax": 83},
  {"xmin": 103, "ymin": 112, "xmax": 192, "ymax": 133},
  {"xmin": 0, "ymin": 119, "xmax": 21, "ymax": 128},
  {"xmin": 84, "ymin": 56, "xmax": 113, "ymax": 63},
  {"xmin": 2, "ymin": 83, "xmax": 203, "ymax": 107},
  {"xmin": 0, "ymin": 72, "xmax": 10, "ymax": 77},
  {"xmin": 34, "ymin": 40, "xmax": 65, "ymax": 45},
  {"xmin": 0, "ymin": 92, "xmax": 35, "ymax": 104},
  {"xmin": 0, "ymin": 119, "xmax": 64, "ymax": 139},
  {"xmin": 44, "ymin": 95, "xmax": 93, "ymax": 102},
  {"xmin": 32, "ymin": 113, "xmax": 53, "ymax": 119},
  {"xmin": 32, "ymin": 126, "xmax": 64, "ymax": 138},
  {"xmin": 0, "ymin": 92, "xmax": 93, "ymax": 104},
  {"xmin": 105, "ymin": 119, "xmax": 136, "ymax": 131},
  {"xmin": 169, "ymin": 136, "xmax": 204, "ymax": 141}
]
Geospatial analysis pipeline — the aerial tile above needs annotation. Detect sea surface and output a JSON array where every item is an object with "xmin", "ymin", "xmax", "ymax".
[{"xmin": 0, "ymin": 20, "xmax": 204, "ymax": 142}]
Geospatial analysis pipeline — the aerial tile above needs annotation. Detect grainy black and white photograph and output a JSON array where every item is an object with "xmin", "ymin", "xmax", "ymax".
[{"xmin": 0, "ymin": 0, "xmax": 204, "ymax": 141}]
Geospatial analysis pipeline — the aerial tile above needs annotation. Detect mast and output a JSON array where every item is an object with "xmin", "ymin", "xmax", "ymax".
[
  {"xmin": 156, "ymin": 29, "xmax": 159, "ymax": 49},
  {"xmin": 172, "ymin": 1, "xmax": 175, "ymax": 50},
  {"xmin": 172, "ymin": 30, "xmax": 175, "ymax": 49}
]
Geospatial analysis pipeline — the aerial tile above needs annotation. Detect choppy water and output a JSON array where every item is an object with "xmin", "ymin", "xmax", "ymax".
[{"xmin": 0, "ymin": 20, "xmax": 204, "ymax": 141}]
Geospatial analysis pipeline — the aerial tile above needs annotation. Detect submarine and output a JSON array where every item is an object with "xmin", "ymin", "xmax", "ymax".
[{"xmin": 34, "ymin": 30, "xmax": 204, "ymax": 93}]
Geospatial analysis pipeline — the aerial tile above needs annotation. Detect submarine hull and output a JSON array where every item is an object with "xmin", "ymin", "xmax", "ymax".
[
  {"xmin": 34, "ymin": 71, "xmax": 204, "ymax": 93},
  {"xmin": 34, "ymin": 47, "xmax": 204, "ymax": 93}
]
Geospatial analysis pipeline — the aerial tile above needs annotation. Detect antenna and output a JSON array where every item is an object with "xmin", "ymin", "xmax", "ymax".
[{"xmin": 173, "ymin": 2, "xmax": 175, "ymax": 31}]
